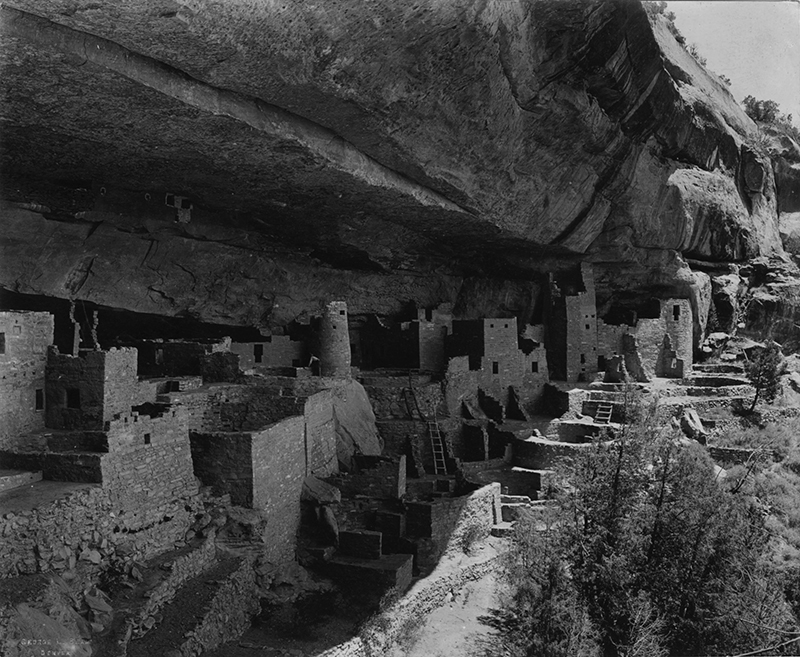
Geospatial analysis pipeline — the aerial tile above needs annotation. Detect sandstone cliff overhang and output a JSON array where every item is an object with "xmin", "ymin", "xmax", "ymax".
[{"xmin": 0, "ymin": 0, "xmax": 785, "ymax": 323}]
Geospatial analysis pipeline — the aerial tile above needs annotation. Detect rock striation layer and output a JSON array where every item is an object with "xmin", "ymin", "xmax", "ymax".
[{"xmin": 0, "ymin": 0, "xmax": 791, "ymax": 331}]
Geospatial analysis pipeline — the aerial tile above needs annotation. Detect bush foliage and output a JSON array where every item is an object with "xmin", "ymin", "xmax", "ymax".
[{"xmin": 478, "ymin": 403, "xmax": 800, "ymax": 656}]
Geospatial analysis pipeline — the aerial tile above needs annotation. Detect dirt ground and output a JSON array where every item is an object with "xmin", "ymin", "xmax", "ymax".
[{"xmin": 388, "ymin": 568, "xmax": 502, "ymax": 657}]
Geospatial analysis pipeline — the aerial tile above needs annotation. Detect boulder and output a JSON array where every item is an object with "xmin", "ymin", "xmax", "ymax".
[
  {"xmin": 330, "ymin": 379, "xmax": 383, "ymax": 470},
  {"xmin": 301, "ymin": 476, "xmax": 341, "ymax": 505},
  {"xmin": 679, "ymin": 408, "xmax": 707, "ymax": 444}
]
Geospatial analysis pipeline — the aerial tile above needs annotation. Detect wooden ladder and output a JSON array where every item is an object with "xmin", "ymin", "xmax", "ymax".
[
  {"xmin": 594, "ymin": 402, "xmax": 613, "ymax": 425},
  {"xmin": 405, "ymin": 371, "xmax": 448, "ymax": 476},
  {"xmin": 427, "ymin": 420, "xmax": 448, "ymax": 476}
]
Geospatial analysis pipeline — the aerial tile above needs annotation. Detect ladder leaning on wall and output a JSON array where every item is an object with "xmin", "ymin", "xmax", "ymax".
[{"xmin": 404, "ymin": 372, "xmax": 448, "ymax": 476}]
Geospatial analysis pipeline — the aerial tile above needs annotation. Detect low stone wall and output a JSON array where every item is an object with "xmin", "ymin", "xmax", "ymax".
[
  {"xmin": 0, "ymin": 485, "xmax": 200, "ymax": 578},
  {"xmin": 327, "ymin": 456, "xmax": 406, "ymax": 499},
  {"xmin": 319, "ymin": 551, "xmax": 502, "ymax": 657},
  {"xmin": 129, "ymin": 539, "xmax": 218, "ymax": 640},
  {"xmin": 178, "ymin": 557, "xmax": 259, "ymax": 657},
  {"xmin": 408, "ymin": 483, "xmax": 500, "ymax": 573},
  {"xmin": 708, "ymin": 445, "xmax": 759, "ymax": 467}
]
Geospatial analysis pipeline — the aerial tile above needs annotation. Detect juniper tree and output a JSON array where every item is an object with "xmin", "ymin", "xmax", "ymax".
[{"xmin": 746, "ymin": 340, "xmax": 786, "ymax": 412}]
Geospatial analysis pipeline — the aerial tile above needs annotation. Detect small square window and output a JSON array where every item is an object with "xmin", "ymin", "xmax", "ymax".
[
  {"xmin": 144, "ymin": 433, "xmax": 151, "ymax": 445},
  {"xmin": 339, "ymin": 310, "xmax": 346, "ymax": 315},
  {"xmin": 12, "ymin": 325, "xmax": 21, "ymax": 335},
  {"xmin": 492, "ymin": 361, "xmax": 499, "ymax": 374},
  {"xmin": 585, "ymin": 324, "xmax": 590, "ymax": 330},
  {"xmin": 504, "ymin": 323, "xmax": 509, "ymax": 329},
  {"xmin": 35, "ymin": 389, "xmax": 44, "ymax": 411},
  {"xmin": 490, "ymin": 323, "xmax": 494, "ymax": 328},
  {"xmin": 66, "ymin": 388, "xmax": 81, "ymax": 409}
]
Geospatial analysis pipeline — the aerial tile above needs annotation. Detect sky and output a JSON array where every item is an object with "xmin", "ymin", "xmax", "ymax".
[{"xmin": 666, "ymin": 1, "xmax": 800, "ymax": 122}]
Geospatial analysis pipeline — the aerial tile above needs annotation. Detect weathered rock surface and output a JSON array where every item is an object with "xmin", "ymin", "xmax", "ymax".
[
  {"xmin": 0, "ymin": 0, "xmax": 790, "ymax": 333},
  {"xmin": 330, "ymin": 380, "xmax": 383, "ymax": 470}
]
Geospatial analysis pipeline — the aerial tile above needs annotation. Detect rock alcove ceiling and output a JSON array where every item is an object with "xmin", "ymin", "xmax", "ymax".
[{"xmin": 0, "ymin": 0, "xmax": 793, "ymax": 332}]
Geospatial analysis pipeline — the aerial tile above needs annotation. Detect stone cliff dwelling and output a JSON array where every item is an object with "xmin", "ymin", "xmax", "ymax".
[{"xmin": 1, "ymin": 0, "xmax": 800, "ymax": 654}]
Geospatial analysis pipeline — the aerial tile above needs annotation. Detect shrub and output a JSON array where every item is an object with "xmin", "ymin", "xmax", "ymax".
[
  {"xmin": 481, "ymin": 400, "xmax": 800, "ymax": 656},
  {"xmin": 460, "ymin": 522, "xmax": 485, "ymax": 555},
  {"xmin": 745, "ymin": 340, "xmax": 787, "ymax": 412}
]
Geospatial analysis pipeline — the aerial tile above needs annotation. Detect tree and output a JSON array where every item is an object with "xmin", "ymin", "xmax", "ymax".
[
  {"xmin": 743, "ymin": 95, "xmax": 782, "ymax": 124},
  {"xmin": 481, "ymin": 400, "xmax": 798, "ymax": 656},
  {"xmin": 745, "ymin": 340, "xmax": 787, "ymax": 412},
  {"xmin": 687, "ymin": 43, "xmax": 707, "ymax": 67}
]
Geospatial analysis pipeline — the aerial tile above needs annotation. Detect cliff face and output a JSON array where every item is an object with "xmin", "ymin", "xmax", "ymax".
[{"xmin": 0, "ymin": 0, "xmax": 792, "ymax": 335}]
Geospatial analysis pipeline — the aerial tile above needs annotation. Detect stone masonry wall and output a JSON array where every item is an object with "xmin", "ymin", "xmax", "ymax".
[
  {"xmin": 0, "ymin": 311, "xmax": 53, "ymax": 449},
  {"xmin": 165, "ymin": 383, "xmax": 305, "ymax": 433},
  {"xmin": 230, "ymin": 337, "xmax": 306, "ymax": 371},
  {"xmin": 251, "ymin": 415, "xmax": 306, "ymax": 564},
  {"xmin": 319, "ymin": 485, "xmax": 503, "ymax": 657},
  {"xmin": 46, "ymin": 347, "xmax": 138, "ymax": 430},
  {"xmin": 190, "ymin": 432, "xmax": 254, "ymax": 506},
  {"xmin": 598, "ymin": 299, "xmax": 692, "ymax": 379},
  {"xmin": 178, "ymin": 557, "xmax": 260, "ymax": 657},
  {"xmin": 406, "ymin": 483, "xmax": 500, "ymax": 573},
  {"xmin": 46, "ymin": 348, "xmax": 105, "ymax": 430},
  {"xmin": 327, "ymin": 457, "xmax": 406, "ymax": 499},
  {"xmin": 565, "ymin": 263, "xmax": 599, "ymax": 382},
  {"xmin": 102, "ymin": 347, "xmax": 140, "ymax": 420},
  {"xmin": 100, "ymin": 407, "xmax": 199, "ymax": 521},
  {"xmin": 0, "ymin": 484, "xmax": 200, "ymax": 578}
]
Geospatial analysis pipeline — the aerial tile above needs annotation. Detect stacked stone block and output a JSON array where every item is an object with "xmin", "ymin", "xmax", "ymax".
[{"xmin": 0, "ymin": 311, "xmax": 54, "ymax": 448}]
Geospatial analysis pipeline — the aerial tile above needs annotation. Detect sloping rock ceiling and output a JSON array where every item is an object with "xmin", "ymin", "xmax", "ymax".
[{"xmin": 0, "ymin": 0, "xmax": 790, "ymax": 333}]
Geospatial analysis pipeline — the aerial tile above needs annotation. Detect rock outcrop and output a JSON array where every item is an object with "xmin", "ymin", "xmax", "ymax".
[{"xmin": 0, "ymin": 0, "xmax": 794, "ymax": 342}]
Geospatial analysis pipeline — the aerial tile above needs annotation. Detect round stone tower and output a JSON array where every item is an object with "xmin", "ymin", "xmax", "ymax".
[{"xmin": 319, "ymin": 301, "xmax": 351, "ymax": 378}]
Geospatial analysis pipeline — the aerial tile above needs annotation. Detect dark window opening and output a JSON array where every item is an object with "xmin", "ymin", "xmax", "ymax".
[
  {"xmin": 585, "ymin": 324, "xmax": 590, "ymax": 330},
  {"xmin": 144, "ymin": 433, "xmax": 151, "ymax": 445},
  {"xmin": 580, "ymin": 354, "xmax": 586, "ymax": 364},
  {"xmin": 66, "ymin": 388, "xmax": 81, "ymax": 409},
  {"xmin": 35, "ymin": 389, "xmax": 44, "ymax": 411},
  {"xmin": 425, "ymin": 309, "xmax": 433, "ymax": 321},
  {"xmin": 504, "ymin": 323, "xmax": 509, "ymax": 329},
  {"xmin": 492, "ymin": 361, "xmax": 499, "ymax": 374},
  {"xmin": 180, "ymin": 198, "xmax": 192, "ymax": 210},
  {"xmin": 673, "ymin": 304, "xmax": 680, "ymax": 321},
  {"xmin": 339, "ymin": 310, "xmax": 346, "ymax": 316},
  {"xmin": 165, "ymin": 193, "xmax": 175, "ymax": 206},
  {"xmin": 531, "ymin": 362, "xmax": 539, "ymax": 373},
  {"xmin": 254, "ymin": 344, "xmax": 264, "ymax": 363},
  {"xmin": 0, "ymin": 332, "xmax": 5, "ymax": 354},
  {"xmin": 155, "ymin": 348, "xmax": 164, "ymax": 366},
  {"xmin": 490, "ymin": 323, "xmax": 494, "ymax": 328},
  {"xmin": 598, "ymin": 355, "xmax": 607, "ymax": 370}
]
